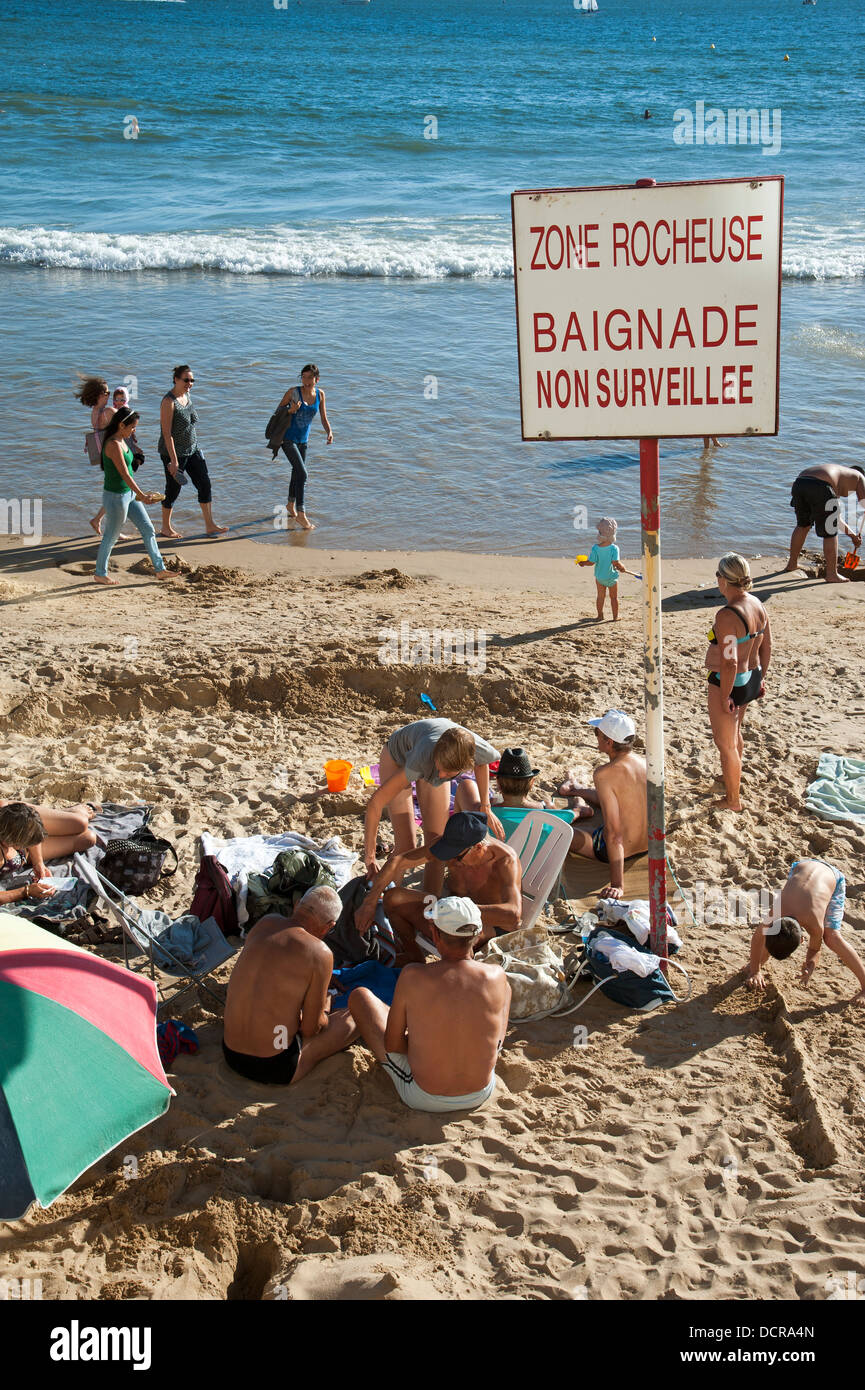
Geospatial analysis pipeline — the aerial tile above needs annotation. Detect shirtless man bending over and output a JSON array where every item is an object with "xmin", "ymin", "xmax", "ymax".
[
  {"xmin": 355, "ymin": 811, "xmax": 522, "ymax": 963},
  {"xmin": 785, "ymin": 463, "xmax": 864, "ymax": 583},
  {"xmin": 222, "ymin": 886, "xmax": 357, "ymax": 1085},
  {"xmin": 348, "ymin": 895, "xmax": 511, "ymax": 1113},
  {"xmin": 558, "ymin": 709, "xmax": 648, "ymax": 900}
]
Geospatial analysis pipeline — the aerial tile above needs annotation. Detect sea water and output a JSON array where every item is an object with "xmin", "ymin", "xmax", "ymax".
[{"xmin": 1, "ymin": 0, "xmax": 862, "ymax": 557}]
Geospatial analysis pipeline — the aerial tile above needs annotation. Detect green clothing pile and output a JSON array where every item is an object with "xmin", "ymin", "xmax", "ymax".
[{"xmin": 246, "ymin": 849, "xmax": 337, "ymax": 925}]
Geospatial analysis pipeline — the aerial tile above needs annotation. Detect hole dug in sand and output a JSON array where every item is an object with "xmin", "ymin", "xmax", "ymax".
[{"xmin": 226, "ymin": 1239, "xmax": 283, "ymax": 1301}]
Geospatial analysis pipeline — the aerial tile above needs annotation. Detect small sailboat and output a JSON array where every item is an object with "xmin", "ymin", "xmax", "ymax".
[{"xmin": 575, "ymin": 0, "xmax": 599, "ymax": 12}]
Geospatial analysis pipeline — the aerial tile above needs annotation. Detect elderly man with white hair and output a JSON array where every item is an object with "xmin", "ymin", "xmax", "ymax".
[{"xmin": 222, "ymin": 886, "xmax": 357, "ymax": 1085}]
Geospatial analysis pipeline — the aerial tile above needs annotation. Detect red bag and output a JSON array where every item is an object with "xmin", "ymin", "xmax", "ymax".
[{"xmin": 188, "ymin": 855, "xmax": 238, "ymax": 936}]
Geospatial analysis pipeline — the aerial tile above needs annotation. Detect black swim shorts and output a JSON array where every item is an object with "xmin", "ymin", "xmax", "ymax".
[
  {"xmin": 790, "ymin": 477, "xmax": 836, "ymax": 538},
  {"xmin": 707, "ymin": 667, "xmax": 763, "ymax": 708},
  {"xmin": 591, "ymin": 825, "xmax": 609, "ymax": 863},
  {"xmin": 222, "ymin": 1033, "xmax": 302, "ymax": 1084}
]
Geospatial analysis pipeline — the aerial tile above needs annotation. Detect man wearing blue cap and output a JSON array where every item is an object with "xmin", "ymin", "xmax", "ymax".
[
  {"xmin": 348, "ymin": 894, "xmax": 511, "ymax": 1112},
  {"xmin": 355, "ymin": 811, "xmax": 522, "ymax": 963}
]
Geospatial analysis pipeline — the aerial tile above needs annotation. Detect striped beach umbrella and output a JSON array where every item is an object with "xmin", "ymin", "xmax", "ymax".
[{"xmin": 0, "ymin": 913, "xmax": 174, "ymax": 1220}]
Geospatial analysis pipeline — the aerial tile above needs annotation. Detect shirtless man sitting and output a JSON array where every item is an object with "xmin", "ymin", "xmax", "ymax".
[
  {"xmin": 355, "ymin": 811, "xmax": 522, "ymax": 963},
  {"xmin": 558, "ymin": 709, "xmax": 648, "ymax": 900},
  {"xmin": 785, "ymin": 462, "xmax": 864, "ymax": 583},
  {"xmin": 348, "ymin": 895, "xmax": 511, "ymax": 1113},
  {"xmin": 222, "ymin": 886, "xmax": 357, "ymax": 1085}
]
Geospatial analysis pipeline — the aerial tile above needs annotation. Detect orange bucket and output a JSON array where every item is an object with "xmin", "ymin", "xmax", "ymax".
[{"xmin": 324, "ymin": 759, "xmax": 353, "ymax": 792}]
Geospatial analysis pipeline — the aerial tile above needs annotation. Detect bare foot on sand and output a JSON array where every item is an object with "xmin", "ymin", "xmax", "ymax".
[
  {"xmin": 160, "ymin": 528, "xmax": 183, "ymax": 538},
  {"xmin": 712, "ymin": 797, "xmax": 743, "ymax": 813},
  {"xmin": 297, "ymin": 512, "xmax": 315, "ymax": 531},
  {"xmin": 825, "ymin": 572, "xmax": 849, "ymax": 584},
  {"xmin": 783, "ymin": 562, "xmax": 801, "ymax": 573},
  {"xmin": 206, "ymin": 526, "xmax": 229, "ymax": 536},
  {"xmin": 156, "ymin": 570, "xmax": 181, "ymax": 581},
  {"xmin": 851, "ymin": 989, "xmax": 865, "ymax": 1008},
  {"xmin": 89, "ymin": 516, "xmax": 102, "ymax": 536},
  {"xmin": 93, "ymin": 575, "xmax": 119, "ymax": 586}
]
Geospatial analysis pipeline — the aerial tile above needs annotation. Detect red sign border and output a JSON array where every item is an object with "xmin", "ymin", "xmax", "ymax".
[{"xmin": 511, "ymin": 174, "xmax": 784, "ymax": 442}]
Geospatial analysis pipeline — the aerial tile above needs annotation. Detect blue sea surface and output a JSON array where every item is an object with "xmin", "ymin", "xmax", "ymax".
[{"xmin": 1, "ymin": 0, "xmax": 862, "ymax": 556}]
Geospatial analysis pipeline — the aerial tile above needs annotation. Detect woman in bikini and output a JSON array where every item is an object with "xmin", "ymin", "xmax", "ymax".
[{"xmin": 705, "ymin": 552, "xmax": 772, "ymax": 813}]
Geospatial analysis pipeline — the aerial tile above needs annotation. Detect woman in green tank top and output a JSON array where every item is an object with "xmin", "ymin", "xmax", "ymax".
[{"xmin": 94, "ymin": 409, "xmax": 174, "ymax": 586}]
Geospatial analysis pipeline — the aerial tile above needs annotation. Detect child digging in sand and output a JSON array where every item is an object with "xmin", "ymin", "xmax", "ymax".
[
  {"xmin": 577, "ymin": 517, "xmax": 627, "ymax": 621},
  {"xmin": 746, "ymin": 857, "xmax": 865, "ymax": 1006}
]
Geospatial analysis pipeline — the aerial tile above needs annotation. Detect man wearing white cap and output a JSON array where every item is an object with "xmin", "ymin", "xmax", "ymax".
[
  {"xmin": 559, "ymin": 709, "xmax": 647, "ymax": 900},
  {"xmin": 347, "ymin": 895, "xmax": 511, "ymax": 1113}
]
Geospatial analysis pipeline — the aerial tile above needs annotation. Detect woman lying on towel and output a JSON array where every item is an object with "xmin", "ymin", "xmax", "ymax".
[
  {"xmin": 0, "ymin": 801, "xmax": 98, "ymax": 903},
  {"xmin": 364, "ymin": 720, "xmax": 505, "ymax": 897}
]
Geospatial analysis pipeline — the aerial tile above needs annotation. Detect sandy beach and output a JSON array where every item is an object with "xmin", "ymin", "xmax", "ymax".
[{"xmin": 0, "ymin": 530, "xmax": 863, "ymax": 1301}]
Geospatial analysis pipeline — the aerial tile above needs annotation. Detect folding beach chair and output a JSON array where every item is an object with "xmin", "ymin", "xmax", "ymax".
[
  {"xmin": 505, "ymin": 810, "xmax": 573, "ymax": 930},
  {"xmin": 73, "ymin": 853, "xmax": 237, "ymax": 1015}
]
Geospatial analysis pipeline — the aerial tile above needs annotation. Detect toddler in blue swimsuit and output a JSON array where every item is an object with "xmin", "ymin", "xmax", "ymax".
[
  {"xmin": 577, "ymin": 517, "xmax": 626, "ymax": 621},
  {"xmin": 746, "ymin": 857, "xmax": 865, "ymax": 1004}
]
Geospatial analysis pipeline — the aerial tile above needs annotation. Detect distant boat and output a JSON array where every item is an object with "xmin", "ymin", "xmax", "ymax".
[
  {"xmin": 575, "ymin": 0, "xmax": 599, "ymax": 11},
  {"xmin": 802, "ymin": 1, "xmax": 816, "ymax": 6}
]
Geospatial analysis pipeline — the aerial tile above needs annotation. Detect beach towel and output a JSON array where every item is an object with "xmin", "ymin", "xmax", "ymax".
[
  {"xmin": 2, "ymin": 874, "xmax": 92, "ymax": 932},
  {"xmin": 200, "ymin": 830, "xmax": 357, "ymax": 927},
  {"xmin": 804, "ymin": 754, "xmax": 865, "ymax": 826},
  {"xmin": 330, "ymin": 960, "xmax": 400, "ymax": 1011}
]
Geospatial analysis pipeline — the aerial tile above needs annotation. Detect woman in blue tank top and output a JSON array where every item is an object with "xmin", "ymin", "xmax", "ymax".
[{"xmin": 275, "ymin": 363, "xmax": 334, "ymax": 530}]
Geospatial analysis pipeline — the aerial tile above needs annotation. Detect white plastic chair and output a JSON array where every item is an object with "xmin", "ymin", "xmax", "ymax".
[{"xmin": 504, "ymin": 810, "xmax": 574, "ymax": 929}]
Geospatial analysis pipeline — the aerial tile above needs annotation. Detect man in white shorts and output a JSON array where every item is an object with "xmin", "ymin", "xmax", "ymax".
[{"xmin": 348, "ymin": 896, "xmax": 511, "ymax": 1112}]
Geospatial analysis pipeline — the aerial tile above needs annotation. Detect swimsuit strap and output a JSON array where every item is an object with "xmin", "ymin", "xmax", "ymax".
[{"xmin": 723, "ymin": 603, "xmax": 766, "ymax": 641}]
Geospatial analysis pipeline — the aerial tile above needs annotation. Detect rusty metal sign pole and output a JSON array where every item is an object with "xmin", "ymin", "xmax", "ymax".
[{"xmin": 639, "ymin": 435, "xmax": 668, "ymax": 971}]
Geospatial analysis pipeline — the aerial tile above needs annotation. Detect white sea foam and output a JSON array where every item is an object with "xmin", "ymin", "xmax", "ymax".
[{"xmin": 0, "ymin": 221, "xmax": 861, "ymax": 281}]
